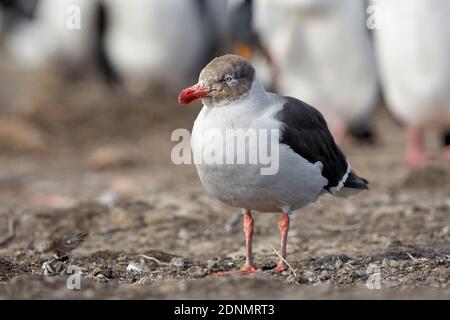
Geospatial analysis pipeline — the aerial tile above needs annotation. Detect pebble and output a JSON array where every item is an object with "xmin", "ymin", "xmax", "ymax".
[
  {"xmin": 389, "ymin": 260, "xmax": 399, "ymax": 267},
  {"xmin": 335, "ymin": 259, "xmax": 344, "ymax": 268},
  {"xmin": 192, "ymin": 271, "xmax": 207, "ymax": 278},
  {"xmin": 98, "ymin": 191, "xmax": 118, "ymax": 206},
  {"xmin": 177, "ymin": 228, "xmax": 191, "ymax": 241},
  {"xmin": 0, "ymin": 118, "xmax": 47, "ymax": 152},
  {"xmin": 126, "ymin": 261, "xmax": 145, "ymax": 274},
  {"xmin": 170, "ymin": 257, "xmax": 185, "ymax": 268},
  {"xmin": 87, "ymin": 145, "xmax": 141, "ymax": 171},
  {"xmin": 304, "ymin": 271, "xmax": 315, "ymax": 281},
  {"xmin": 207, "ymin": 259, "xmax": 219, "ymax": 269},
  {"xmin": 96, "ymin": 273, "xmax": 109, "ymax": 282}
]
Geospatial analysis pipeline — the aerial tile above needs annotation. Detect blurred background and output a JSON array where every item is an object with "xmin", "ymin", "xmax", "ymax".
[{"xmin": 0, "ymin": 0, "xmax": 448, "ymax": 299}]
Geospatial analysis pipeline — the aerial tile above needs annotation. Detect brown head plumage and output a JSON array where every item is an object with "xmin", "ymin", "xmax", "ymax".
[{"xmin": 178, "ymin": 54, "xmax": 255, "ymax": 106}]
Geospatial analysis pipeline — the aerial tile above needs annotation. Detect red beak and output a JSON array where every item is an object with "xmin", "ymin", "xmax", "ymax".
[{"xmin": 178, "ymin": 84, "xmax": 214, "ymax": 105}]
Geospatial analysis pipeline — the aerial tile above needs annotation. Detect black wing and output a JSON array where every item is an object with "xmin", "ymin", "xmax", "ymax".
[{"xmin": 277, "ymin": 96, "xmax": 350, "ymax": 192}]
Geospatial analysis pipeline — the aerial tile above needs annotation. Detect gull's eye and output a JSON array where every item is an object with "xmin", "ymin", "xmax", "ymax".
[{"xmin": 223, "ymin": 75, "xmax": 233, "ymax": 83}]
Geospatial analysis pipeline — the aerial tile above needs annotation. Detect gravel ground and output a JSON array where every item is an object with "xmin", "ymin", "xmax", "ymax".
[{"xmin": 0, "ymin": 68, "xmax": 448, "ymax": 299}]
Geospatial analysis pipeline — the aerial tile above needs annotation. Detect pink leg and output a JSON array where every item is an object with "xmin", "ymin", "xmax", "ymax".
[
  {"xmin": 406, "ymin": 126, "xmax": 430, "ymax": 168},
  {"xmin": 273, "ymin": 210, "xmax": 290, "ymax": 273},
  {"xmin": 240, "ymin": 210, "xmax": 258, "ymax": 274},
  {"xmin": 214, "ymin": 210, "xmax": 258, "ymax": 277}
]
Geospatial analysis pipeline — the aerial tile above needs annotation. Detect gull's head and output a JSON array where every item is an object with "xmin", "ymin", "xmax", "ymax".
[{"xmin": 178, "ymin": 54, "xmax": 255, "ymax": 107}]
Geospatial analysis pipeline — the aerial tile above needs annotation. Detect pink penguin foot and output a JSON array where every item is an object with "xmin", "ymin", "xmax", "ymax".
[{"xmin": 406, "ymin": 152, "xmax": 436, "ymax": 168}]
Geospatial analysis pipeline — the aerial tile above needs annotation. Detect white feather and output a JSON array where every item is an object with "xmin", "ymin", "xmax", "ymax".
[
  {"xmin": 254, "ymin": 0, "xmax": 379, "ymax": 129},
  {"xmin": 372, "ymin": 0, "xmax": 450, "ymax": 127},
  {"xmin": 5, "ymin": 0, "xmax": 97, "ymax": 68},
  {"xmin": 105, "ymin": 0, "xmax": 227, "ymax": 92}
]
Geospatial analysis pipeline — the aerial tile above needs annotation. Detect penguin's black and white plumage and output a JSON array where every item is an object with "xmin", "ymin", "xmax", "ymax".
[
  {"xmin": 178, "ymin": 54, "xmax": 368, "ymax": 275},
  {"xmin": 104, "ymin": 0, "xmax": 227, "ymax": 94},
  {"xmin": 3, "ymin": 0, "xmax": 98, "ymax": 69}
]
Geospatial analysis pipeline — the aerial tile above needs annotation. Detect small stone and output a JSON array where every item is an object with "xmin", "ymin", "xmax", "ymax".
[
  {"xmin": 0, "ymin": 118, "xmax": 47, "ymax": 153},
  {"xmin": 31, "ymin": 194, "xmax": 76, "ymax": 209},
  {"xmin": 366, "ymin": 263, "xmax": 381, "ymax": 274},
  {"xmin": 42, "ymin": 261, "xmax": 54, "ymax": 276},
  {"xmin": 192, "ymin": 271, "xmax": 207, "ymax": 278},
  {"xmin": 335, "ymin": 259, "xmax": 344, "ymax": 268},
  {"xmin": 170, "ymin": 257, "xmax": 185, "ymax": 268},
  {"xmin": 96, "ymin": 273, "xmax": 108, "ymax": 282},
  {"xmin": 98, "ymin": 191, "xmax": 118, "ymax": 206},
  {"xmin": 110, "ymin": 178, "xmax": 138, "ymax": 199},
  {"xmin": 304, "ymin": 271, "xmax": 315, "ymax": 281},
  {"xmin": 126, "ymin": 261, "xmax": 145, "ymax": 274},
  {"xmin": 87, "ymin": 145, "xmax": 141, "ymax": 171},
  {"xmin": 207, "ymin": 259, "xmax": 219, "ymax": 269},
  {"xmin": 389, "ymin": 260, "xmax": 399, "ymax": 267},
  {"xmin": 177, "ymin": 228, "xmax": 191, "ymax": 241}
]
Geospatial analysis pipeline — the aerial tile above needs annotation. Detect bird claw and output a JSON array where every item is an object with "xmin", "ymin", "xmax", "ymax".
[{"xmin": 239, "ymin": 265, "xmax": 259, "ymax": 275}]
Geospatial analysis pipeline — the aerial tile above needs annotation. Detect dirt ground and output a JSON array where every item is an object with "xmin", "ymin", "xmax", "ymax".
[{"xmin": 0, "ymin": 66, "xmax": 449, "ymax": 299}]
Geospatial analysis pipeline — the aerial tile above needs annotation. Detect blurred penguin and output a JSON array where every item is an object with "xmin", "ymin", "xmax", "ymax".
[
  {"xmin": 3, "ymin": 0, "xmax": 99, "ymax": 72},
  {"xmin": 253, "ymin": 0, "xmax": 379, "ymax": 145},
  {"xmin": 372, "ymin": 0, "xmax": 450, "ymax": 167},
  {"xmin": 104, "ymin": 0, "xmax": 227, "ymax": 95},
  {"xmin": 2, "ymin": 0, "xmax": 121, "ymax": 85}
]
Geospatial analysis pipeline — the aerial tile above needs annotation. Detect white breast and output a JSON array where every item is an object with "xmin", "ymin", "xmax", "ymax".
[
  {"xmin": 191, "ymin": 80, "xmax": 328, "ymax": 212},
  {"xmin": 254, "ymin": 0, "xmax": 378, "ymax": 128},
  {"xmin": 372, "ymin": 0, "xmax": 450, "ymax": 127}
]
